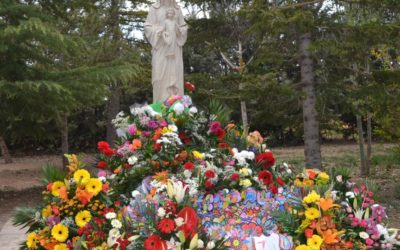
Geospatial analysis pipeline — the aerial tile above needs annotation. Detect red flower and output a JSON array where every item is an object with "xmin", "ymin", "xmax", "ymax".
[
  {"xmin": 97, "ymin": 161, "xmax": 107, "ymax": 169},
  {"xmin": 216, "ymin": 128, "xmax": 226, "ymax": 141},
  {"xmin": 305, "ymin": 228, "xmax": 314, "ymax": 238},
  {"xmin": 153, "ymin": 143, "xmax": 162, "ymax": 152},
  {"xmin": 177, "ymin": 207, "xmax": 198, "ymax": 238},
  {"xmin": 258, "ymin": 170, "xmax": 273, "ymax": 185},
  {"xmin": 157, "ymin": 218, "xmax": 176, "ymax": 234},
  {"xmin": 255, "ymin": 151, "xmax": 275, "ymax": 168},
  {"xmin": 165, "ymin": 200, "xmax": 177, "ymax": 214},
  {"xmin": 97, "ymin": 141, "xmax": 110, "ymax": 151},
  {"xmin": 269, "ymin": 184, "xmax": 278, "ymax": 194},
  {"xmin": 103, "ymin": 148, "xmax": 114, "ymax": 157},
  {"xmin": 231, "ymin": 173, "xmax": 240, "ymax": 181},
  {"xmin": 276, "ymin": 177, "xmax": 285, "ymax": 186},
  {"xmin": 179, "ymin": 132, "xmax": 192, "ymax": 144},
  {"xmin": 205, "ymin": 179, "xmax": 214, "ymax": 190},
  {"xmin": 144, "ymin": 235, "xmax": 167, "ymax": 250},
  {"xmin": 205, "ymin": 170, "xmax": 216, "ymax": 178},
  {"xmin": 209, "ymin": 121, "xmax": 221, "ymax": 133},
  {"xmin": 184, "ymin": 82, "xmax": 196, "ymax": 92},
  {"xmin": 183, "ymin": 162, "xmax": 195, "ymax": 170},
  {"xmin": 217, "ymin": 142, "xmax": 229, "ymax": 148}
]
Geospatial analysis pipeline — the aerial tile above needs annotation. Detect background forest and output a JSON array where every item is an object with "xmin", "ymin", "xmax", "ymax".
[{"xmin": 1, "ymin": 0, "xmax": 400, "ymax": 173}]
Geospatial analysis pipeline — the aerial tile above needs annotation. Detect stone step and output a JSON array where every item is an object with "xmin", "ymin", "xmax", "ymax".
[{"xmin": 0, "ymin": 219, "xmax": 26, "ymax": 250}]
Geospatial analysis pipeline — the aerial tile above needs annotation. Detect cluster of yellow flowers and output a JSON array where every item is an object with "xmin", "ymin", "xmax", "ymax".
[{"xmin": 294, "ymin": 169, "xmax": 329, "ymax": 187}]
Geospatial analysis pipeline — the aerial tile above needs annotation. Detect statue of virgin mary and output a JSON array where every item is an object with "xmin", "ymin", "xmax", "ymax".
[{"xmin": 144, "ymin": 0, "xmax": 188, "ymax": 103}]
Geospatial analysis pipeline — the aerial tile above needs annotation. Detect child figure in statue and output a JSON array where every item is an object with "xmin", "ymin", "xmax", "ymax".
[{"xmin": 163, "ymin": 8, "xmax": 177, "ymax": 57}]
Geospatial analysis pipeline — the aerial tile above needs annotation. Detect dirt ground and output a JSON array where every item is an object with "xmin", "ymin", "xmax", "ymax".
[{"xmin": 0, "ymin": 144, "xmax": 399, "ymax": 228}]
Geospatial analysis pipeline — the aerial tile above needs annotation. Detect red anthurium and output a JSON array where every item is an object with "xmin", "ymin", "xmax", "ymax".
[
  {"xmin": 204, "ymin": 170, "xmax": 216, "ymax": 178},
  {"xmin": 183, "ymin": 162, "xmax": 195, "ymax": 170},
  {"xmin": 97, "ymin": 161, "xmax": 108, "ymax": 169},
  {"xmin": 177, "ymin": 207, "xmax": 198, "ymax": 238}
]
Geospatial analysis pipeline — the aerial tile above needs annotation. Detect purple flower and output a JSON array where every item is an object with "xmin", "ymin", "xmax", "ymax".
[
  {"xmin": 371, "ymin": 204, "xmax": 386, "ymax": 223},
  {"xmin": 48, "ymin": 216, "xmax": 60, "ymax": 228},
  {"xmin": 128, "ymin": 124, "xmax": 137, "ymax": 135},
  {"xmin": 139, "ymin": 116, "xmax": 150, "ymax": 126},
  {"xmin": 159, "ymin": 120, "xmax": 168, "ymax": 127},
  {"xmin": 147, "ymin": 120, "xmax": 159, "ymax": 129},
  {"xmin": 141, "ymin": 131, "xmax": 151, "ymax": 138}
]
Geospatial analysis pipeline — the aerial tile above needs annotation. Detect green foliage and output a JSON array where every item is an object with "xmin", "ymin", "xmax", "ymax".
[
  {"xmin": 13, "ymin": 206, "xmax": 40, "ymax": 230},
  {"xmin": 41, "ymin": 163, "xmax": 67, "ymax": 184}
]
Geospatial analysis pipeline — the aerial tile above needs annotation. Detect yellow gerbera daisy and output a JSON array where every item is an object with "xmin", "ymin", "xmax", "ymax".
[
  {"xmin": 307, "ymin": 235, "xmax": 323, "ymax": 250},
  {"xmin": 305, "ymin": 207, "xmax": 321, "ymax": 220},
  {"xmin": 303, "ymin": 191, "xmax": 321, "ymax": 204},
  {"xmin": 42, "ymin": 205, "xmax": 52, "ymax": 218},
  {"xmin": 73, "ymin": 169, "xmax": 91, "ymax": 184},
  {"xmin": 26, "ymin": 232, "xmax": 39, "ymax": 249},
  {"xmin": 85, "ymin": 178, "xmax": 102, "ymax": 196},
  {"xmin": 75, "ymin": 210, "xmax": 92, "ymax": 228},
  {"xmin": 295, "ymin": 245, "xmax": 311, "ymax": 250},
  {"xmin": 51, "ymin": 181, "xmax": 66, "ymax": 197},
  {"xmin": 51, "ymin": 223, "xmax": 69, "ymax": 242},
  {"xmin": 54, "ymin": 243, "xmax": 69, "ymax": 250}
]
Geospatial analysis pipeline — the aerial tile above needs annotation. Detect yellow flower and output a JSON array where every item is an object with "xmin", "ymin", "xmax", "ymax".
[
  {"xmin": 42, "ymin": 205, "xmax": 52, "ymax": 218},
  {"xmin": 295, "ymin": 245, "xmax": 311, "ymax": 250},
  {"xmin": 305, "ymin": 207, "xmax": 321, "ymax": 220},
  {"xmin": 318, "ymin": 172, "xmax": 329, "ymax": 181},
  {"xmin": 307, "ymin": 235, "xmax": 323, "ymax": 250},
  {"xmin": 304, "ymin": 179, "xmax": 315, "ymax": 187},
  {"xmin": 161, "ymin": 127, "xmax": 173, "ymax": 134},
  {"xmin": 239, "ymin": 167, "xmax": 252, "ymax": 177},
  {"xmin": 51, "ymin": 223, "xmax": 69, "ymax": 242},
  {"xmin": 73, "ymin": 169, "xmax": 91, "ymax": 184},
  {"xmin": 85, "ymin": 178, "xmax": 102, "ymax": 196},
  {"xmin": 239, "ymin": 179, "xmax": 252, "ymax": 188},
  {"xmin": 294, "ymin": 178, "xmax": 304, "ymax": 187},
  {"xmin": 51, "ymin": 181, "xmax": 66, "ymax": 197},
  {"xmin": 26, "ymin": 232, "xmax": 39, "ymax": 249},
  {"xmin": 192, "ymin": 151, "xmax": 204, "ymax": 160},
  {"xmin": 303, "ymin": 191, "xmax": 321, "ymax": 204},
  {"xmin": 54, "ymin": 243, "xmax": 69, "ymax": 250},
  {"xmin": 75, "ymin": 210, "xmax": 92, "ymax": 228},
  {"xmin": 233, "ymin": 239, "xmax": 240, "ymax": 247}
]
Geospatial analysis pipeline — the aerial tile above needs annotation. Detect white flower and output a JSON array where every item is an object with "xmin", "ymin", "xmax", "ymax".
[
  {"xmin": 107, "ymin": 228, "xmax": 121, "ymax": 247},
  {"xmin": 377, "ymin": 224, "xmax": 389, "ymax": 237},
  {"xmin": 346, "ymin": 191, "xmax": 355, "ymax": 199},
  {"xmin": 128, "ymin": 155, "xmax": 138, "ymax": 165},
  {"xmin": 233, "ymin": 149, "xmax": 255, "ymax": 165},
  {"xmin": 111, "ymin": 219, "xmax": 122, "ymax": 229},
  {"xmin": 168, "ymin": 124, "xmax": 178, "ymax": 132},
  {"xmin": 105, "ymin": 212, "xmax": 117, "ymax": 220},
  {"xmin": 336, "ymin": 175, "xmax": 343, "ymax": 183},
  {"xmin": 189, "ymin": 106, "xmax": 198, "ymax": 115},
  {"xmin": 157, "ymin": 207, "xmax": 166, "ymax": 218},
  {"xmin": 166, "ymin": 180, "xmax": 188, "ymax": 204},
  {"xmin": 175, "ymin": 217, "xmax": 184, "ymax": 227},
  {"xmin": 183, "ymin": 169, "xmax": 192, "ymax": 178},
  {"xmin": 359, "ymin": 231, "xmax": 370, "ymax": 239},
  {"xmin": 98, "ymin": 176, "xmax": 107, "ymax": 183},
  {"xmin": 131, "ymin": 190, "xmax": 141, "ymax": 198},
  {"xmin": 173, "ymin": 103, "xmax": 185, "ymax": 115},
  {"xmin": 198, "ymin": 239, "xmax": 204, "ymax": 248},
  {"xmin": 207, "ymin": 241, "xmax": 216, "ymax": 249}
]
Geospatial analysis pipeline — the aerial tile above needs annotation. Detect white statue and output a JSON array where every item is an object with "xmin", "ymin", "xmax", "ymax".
[{"xmin": 145, "ymin": 0, "xmax": 188, "ymax": 103}]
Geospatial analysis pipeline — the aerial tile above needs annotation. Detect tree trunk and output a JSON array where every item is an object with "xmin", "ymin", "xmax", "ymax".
[
  {"xmin": 299, "ymin": 32, "xmax": 322, "ymax": 169},
  {"xmin": 366, "ymin": 112, "xmax": 372, "ymax": 175},
  {"xmin": 357, "ymin": 115, "xmax": 368, "ymax": 176},
  {"xmin": 61, "ymin": 114, "xmax": 69, "ymax": 168},
  {"xmin": 0, "ymin": 136, "xmax": 12, "ymax": 164},
  {"xmin": 106, "ymin": 84, "xmax": 121, "ymax": 146}
]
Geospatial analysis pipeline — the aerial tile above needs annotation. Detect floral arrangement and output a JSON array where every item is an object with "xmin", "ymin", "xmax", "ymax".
[{"xmin": 16, "ymin": 92, "xmax": 400, "ymax": 250}]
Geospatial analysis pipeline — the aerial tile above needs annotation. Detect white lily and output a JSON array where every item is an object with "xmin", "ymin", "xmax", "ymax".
[{"xmin": 167, "ymin": 180, "xmax": 188, "ymax": 204}]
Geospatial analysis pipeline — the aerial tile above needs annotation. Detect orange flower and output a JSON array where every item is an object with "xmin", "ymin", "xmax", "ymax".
[
  {"xmin": 75, "ymin": 188, "xmax": 93, "ymax": 205},
  {"xmin": 153, "ymin": 128, "xmax": 163, "ymax": 141},
  {"xmin": 318, "ymin": 197, "xmax": 338, "ymax": 211},
  {"xmin": 58, "ymin": 186, "xmax": 68, "ymax": 200},
  {"xmin": 131, "ymin": 139, "xmax": 142, "ymax": 150},
  {"xmin": 153, "ymin": 171, "xmax": 169, "ymax": 184},
  {"xmin": 321, "ymin": 229, "xmax": 340, "ymax": 244},
  {"xmin": 306, "ymin": 169, "xmax": 316, "ymax": 179}
]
